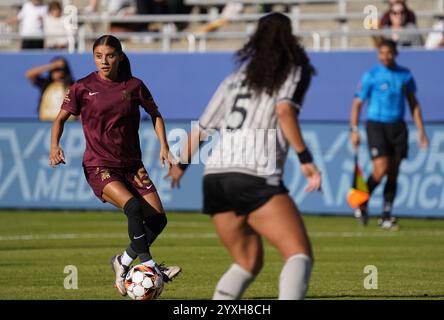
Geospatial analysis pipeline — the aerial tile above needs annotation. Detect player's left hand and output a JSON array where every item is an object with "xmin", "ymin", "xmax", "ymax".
[{"xmin": 160, "ymin": 145, "xmax": 172, "ymax": 168}]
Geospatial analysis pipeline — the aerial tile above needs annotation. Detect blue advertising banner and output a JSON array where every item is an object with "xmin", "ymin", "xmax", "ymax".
[
  {"xmin": 0, "ymin": 50, "xmax": 443, "ymax": 121},
  {"xmin": 0, "ymin": 121, "xmax": 443, "ymax": 217}
]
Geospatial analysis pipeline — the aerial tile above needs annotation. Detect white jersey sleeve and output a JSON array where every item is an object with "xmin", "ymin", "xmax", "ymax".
[
  {"xmin": 199, "ymin": 75, "xmax": 232, "ymax": 130},
  {"xmin": 276, "ymin": 66, "xmax": 312, "ymax": 115}
]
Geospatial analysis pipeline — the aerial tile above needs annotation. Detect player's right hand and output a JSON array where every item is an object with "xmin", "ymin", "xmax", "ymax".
[
  {"xmin": 165, "ymin": 165, "xmax": 184, "ymax": 189},
  {"xmin": 49, "ymin": 146, "xmax": 66, "ymax": 168},
  {"xmin": 350, "ymin": 131, "xmax": 360, "ymax": 149},
  {"xmin": 300, "ymin": 163, "xmax": 322, "ymax": 192}
]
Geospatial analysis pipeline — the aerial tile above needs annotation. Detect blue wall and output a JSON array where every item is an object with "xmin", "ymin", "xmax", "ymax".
[
  {"xmin": 0, "ymin": 50, "xmax": 443, "ymax": 121},
  {"xmin": 1, "ymin": 121, "xmax": 443, "ymax": 217}
]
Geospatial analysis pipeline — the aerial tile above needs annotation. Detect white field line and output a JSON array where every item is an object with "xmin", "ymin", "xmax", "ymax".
[{"xmin": 0, "ymin": 230, "xmax": 443, "ymax": 241}]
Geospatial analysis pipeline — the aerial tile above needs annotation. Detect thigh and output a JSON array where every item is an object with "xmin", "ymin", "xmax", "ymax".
[
  {"xmin": 371, "ymin": 156, "xmax": 390, "ymax": 180},
  {"xmin": 126, "ymin": 165, "xmax": 157, "ymax": 199},
  {"xmin": 212, "ymin": 211, "xmax": 263, "ymax": 274},
  {"xmin": 247, "ymin": 194, "xmax": 312, "ymax": 260},
  {"xmin": 102, "ymin": 180, "xmax": 136, "ymax": 209}
]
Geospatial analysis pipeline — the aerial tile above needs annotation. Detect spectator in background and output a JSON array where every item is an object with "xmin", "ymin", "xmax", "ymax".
[
  {"xmin": 137, "ymin": 0, "xmax": 192, "ymax": 32},
  {"xmin": 7, "ymin": 0, "xmax": 47, "ymax": 49},
  {"xmin": 26, "ymin": 57, "xmax": 76, "ymax": 121},
  {"xmin": 425, "ymin": 13, "xmax": 444, "ymax": 49},
  {"xmin": 44, "ymin": 1, "xmax": 68, "ymax": 49},
  {"xmin": 380, "ymin": 0, "xmax": 416, "ymax": 27},
  {"xmin": 381, "ymin": 1, "xmax": 423, "ymax": 47},
  {"xmin": 84, "ymin": 0, "xmax": 139, "ymax": 32}
]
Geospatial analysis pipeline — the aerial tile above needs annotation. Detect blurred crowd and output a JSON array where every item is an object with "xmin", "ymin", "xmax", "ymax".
[{"xmin": 2, "ymin": 0, "xmax": 443, "ymax": 50}]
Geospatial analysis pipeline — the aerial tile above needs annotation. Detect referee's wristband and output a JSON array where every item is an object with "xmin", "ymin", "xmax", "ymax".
[
  {"xmin": 177, "ymin": 162, "xmax": 189, "ymax": 171},
  {"xmin": 350, "ymin": 125, "xmax": 359, "ymax": 133},
  {"xmin": 297, "ymin": 148, "xmax": 313, "ymax": 164}
]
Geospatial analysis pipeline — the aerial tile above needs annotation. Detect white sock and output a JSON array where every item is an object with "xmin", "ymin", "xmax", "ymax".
[
  {"xmin": 279, "ymin": 254, "xmax": 313, "ymax": 300},
  {"xmin": 142, "ymin": 259, "xmax": 156, "ymax": 267},
  {"xmin": 212, "ymin": 264, "xmax": 254, "ymax": 300},
  {"xmin": 142, "ymin": 259, "xmax": 162, "ymax": 274},
  {"xmin": 121, "ymin": 251, "xmax": 134, "ymax": 267}
]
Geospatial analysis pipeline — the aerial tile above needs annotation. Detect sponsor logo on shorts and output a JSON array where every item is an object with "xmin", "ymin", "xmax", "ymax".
[{"xmin": 371, "ymin": 147, "xmax": 379, "ymax": 157}]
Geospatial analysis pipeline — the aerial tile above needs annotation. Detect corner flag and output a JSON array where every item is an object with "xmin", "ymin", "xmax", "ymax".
[{"xmin": 347, "ymin": 152, "xmax": 369, "ymax": 208}]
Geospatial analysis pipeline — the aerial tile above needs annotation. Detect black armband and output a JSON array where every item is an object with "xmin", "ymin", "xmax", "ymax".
[
  {"xmin": 177, "ymin": 162, "xmax": 189, "ymax": 171},
  {"xmin": 297, "ymin": 148, "xmax": 313, "ymax": 164}
]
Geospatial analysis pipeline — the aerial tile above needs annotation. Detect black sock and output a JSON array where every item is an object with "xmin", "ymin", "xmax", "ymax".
[
  {"xmin": 123, "ymin": 198, "xmax": 151, "ymax": 263},
  {"xmin": 383, "ymin": 180, "xmax": 397, "ymax": 219},
  {"xmin": 143, "ymin": 214, "xmax": 167, "ymax": 246},
  {"xmin": 361, "ymin": 175, "xmax": 380, "ymax": 210}
]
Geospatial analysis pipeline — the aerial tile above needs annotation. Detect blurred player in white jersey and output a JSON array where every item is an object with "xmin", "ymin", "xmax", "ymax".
[{"xmin": 167, "ymin": 13, "xmax": 321, "ymax": 300}]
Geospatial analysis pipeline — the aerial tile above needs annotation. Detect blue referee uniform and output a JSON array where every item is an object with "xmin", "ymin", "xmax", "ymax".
[{"xmin": 355, "ymin": 63, "xmax": 416, "ymax": 123}]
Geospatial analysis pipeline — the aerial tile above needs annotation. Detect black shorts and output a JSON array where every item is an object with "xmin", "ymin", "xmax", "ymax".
[
  {"xmin": 366, "ymin": 121, "xmax": 408, "ymax": 159},
  {"xmin": 203, "ymin": 172, "xmax": 288, "ymax": 216}
]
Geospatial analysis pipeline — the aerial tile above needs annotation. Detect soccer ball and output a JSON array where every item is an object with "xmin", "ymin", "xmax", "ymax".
[{"xmin": 124, "ymin": 264, "xmax": 164, "ymax": 300}]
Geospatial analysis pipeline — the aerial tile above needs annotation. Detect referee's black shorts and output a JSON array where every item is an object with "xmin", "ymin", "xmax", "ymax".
[
  {"xmin": 366, "ymin": 120, "xmax": 408, "ymax": 159},
  {"xmin": 203, "ymin": 173, "xmax": 288, "ymax": 216}
]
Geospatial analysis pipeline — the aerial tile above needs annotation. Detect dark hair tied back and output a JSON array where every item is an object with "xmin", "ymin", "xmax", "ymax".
[{"xmin": 93, "ymin": 35, "xmax": 132, "ymax": 81}]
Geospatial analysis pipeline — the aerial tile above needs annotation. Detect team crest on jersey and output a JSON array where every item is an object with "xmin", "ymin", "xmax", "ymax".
[
  {"xmin": 379, "ymin": 83, "xmax": 389, "ymax": 91},
  {"xmin": 121, "ymin": 90, "xmax": 135, "ymax": 101}
]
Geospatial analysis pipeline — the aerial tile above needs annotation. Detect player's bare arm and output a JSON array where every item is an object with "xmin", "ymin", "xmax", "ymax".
[
  {"xmin": 407, "ymin": 92, "xmax": 429, "ymax": 149},
  {"xmin": 147, "ymin": 108, "xmax": 171, "ymax": 168},
  {"xmin": 49, "ymin": 109, "xmax": 71, "ymax": 167},
  {"xmin": 276, "ymin": 101, "xmax": 321, "ymax": 192},
  {"xmin": 350, "ymin": 98, "xmax": 363, "ymax": 148},
  {"xmin": 25, "ymin": 60, "xmax": 65, "ymax": 83},
  {"xmin": 166, "ymin": 126, "xmax": 201, "ymax": 188}
]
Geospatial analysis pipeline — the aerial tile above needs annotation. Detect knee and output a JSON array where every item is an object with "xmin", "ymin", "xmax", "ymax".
[
  {"xmin": 372, "ymin": 164, "xmax": 388, "ymax": 182},
  {"xmin": 145, "ymin": 214, "xmax": 167, "ymax": 234},
  {"xmin": 251, "ymin": 256, "xmax": 264, "ymax": 276},
  {"xmin": 372, "ymin": 170, "xmax": 386, "ymax": 182},
  {"xmin": 239, "ymin": 253, "xmax": 263, "ymax": 276}
]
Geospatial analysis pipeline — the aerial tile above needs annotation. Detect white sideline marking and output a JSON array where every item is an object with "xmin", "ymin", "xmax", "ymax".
[{"xmin": 0, "ymin": 230, "xmax": 443, "ymax": 241}]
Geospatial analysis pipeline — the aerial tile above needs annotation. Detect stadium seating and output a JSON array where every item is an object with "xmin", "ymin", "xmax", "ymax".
[{"xmin": 0, "ymin": 0, "xmax": 443, "ymax": 51}]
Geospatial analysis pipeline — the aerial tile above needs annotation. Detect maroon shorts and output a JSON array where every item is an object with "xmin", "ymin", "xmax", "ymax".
[{"xmin": 83, "ymin": 164, "xmax": 157, "ymax": 203}]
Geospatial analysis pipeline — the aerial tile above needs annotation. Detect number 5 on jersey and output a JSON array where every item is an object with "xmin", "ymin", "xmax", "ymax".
[{"xmin": 227, "ymin": 94, "xmax": 251, "ymax": 130}]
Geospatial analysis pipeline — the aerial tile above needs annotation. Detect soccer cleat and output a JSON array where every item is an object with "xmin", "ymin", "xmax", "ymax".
[
  {"xmin": 155, "ymin": 263, "xmax": 182, "ymax": 283},
  {"xmin": 111, "ymin": 255, "xmax": 130, "ymax": 296},
  {"xmin": 378, "ymin": 217, "xmax": 400, "ymax": 231},
  {"xmin": 354, "ymin": 206, "xmax": 369, "ymax": 226}
]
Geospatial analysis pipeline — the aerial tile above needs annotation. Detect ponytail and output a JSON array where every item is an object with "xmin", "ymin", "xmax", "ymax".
[{"xmin": 118, "ymin": 52, "xmax": 132, "ymax": 81}]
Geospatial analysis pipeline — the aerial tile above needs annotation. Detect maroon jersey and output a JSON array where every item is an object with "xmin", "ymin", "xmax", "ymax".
[{"xmin": 61, "ymin": 72, "xmax": 158, "ymax": 167}]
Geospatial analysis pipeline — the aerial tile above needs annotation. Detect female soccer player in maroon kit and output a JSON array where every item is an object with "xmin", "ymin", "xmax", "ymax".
[{"xmin": 49, "ymin": 35, "xmax": 181, "ymax": 296}]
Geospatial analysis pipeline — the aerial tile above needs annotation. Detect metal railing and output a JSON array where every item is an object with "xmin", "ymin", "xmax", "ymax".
[{"xmin": 0, "ymin": 27, "xmax": 440, "ymax": 52}]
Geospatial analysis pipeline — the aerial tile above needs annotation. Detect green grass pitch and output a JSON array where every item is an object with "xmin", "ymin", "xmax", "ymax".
[{"xmin": 0, "ymin": 211, "xmax": 443, "ymax": 300}]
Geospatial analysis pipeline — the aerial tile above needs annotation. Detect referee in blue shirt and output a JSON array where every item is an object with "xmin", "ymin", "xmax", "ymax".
[{"xmin": 350, "ymin": 39, "xmax": 428, "ymax": 230}]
